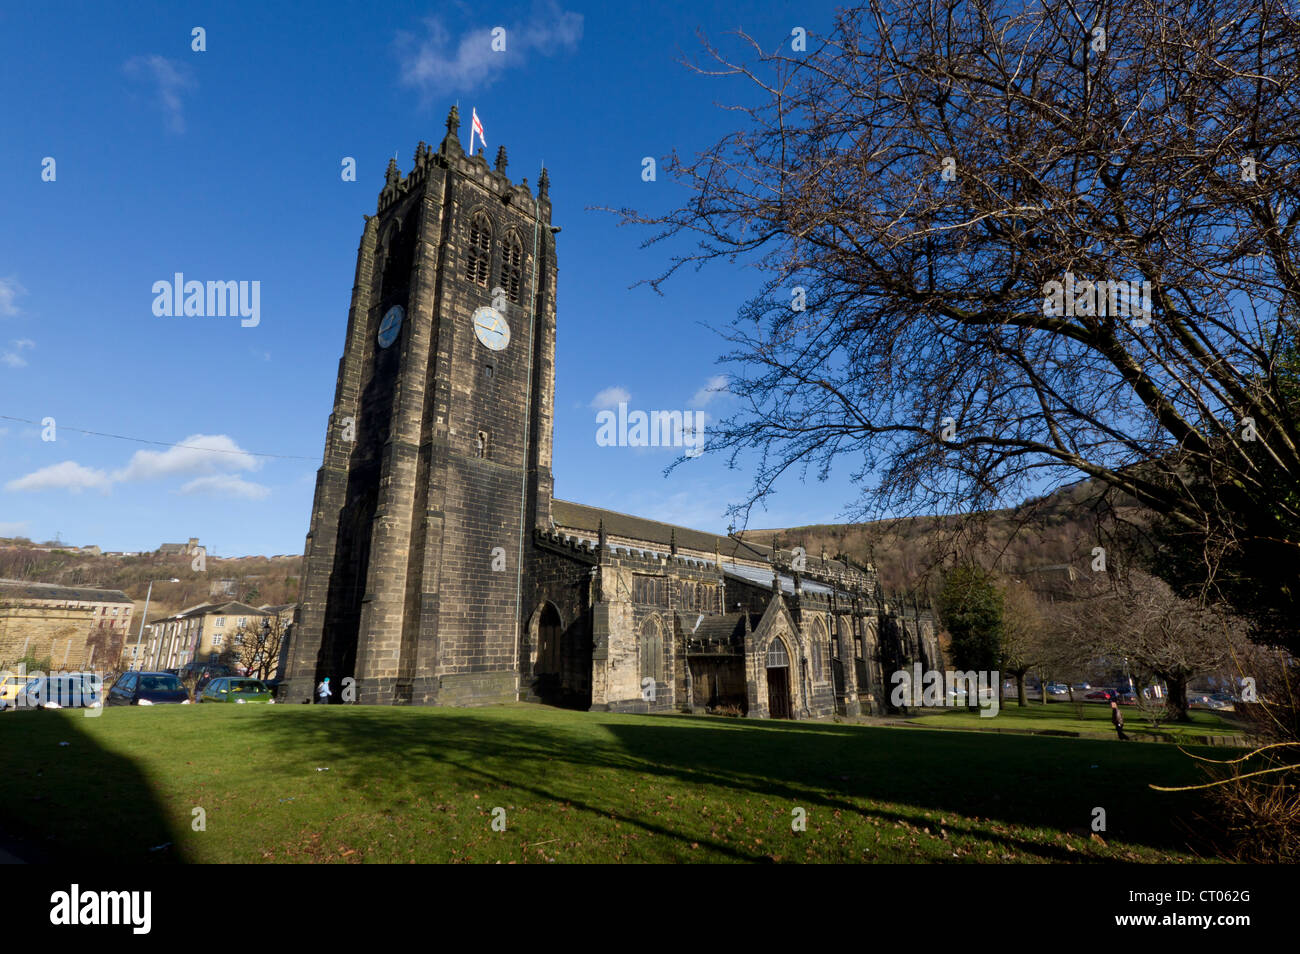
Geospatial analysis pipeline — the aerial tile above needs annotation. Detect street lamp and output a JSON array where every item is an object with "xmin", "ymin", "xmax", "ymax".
[{"xmin": 133, "ymin": 578, "xmax": 180, "ymax": 670}]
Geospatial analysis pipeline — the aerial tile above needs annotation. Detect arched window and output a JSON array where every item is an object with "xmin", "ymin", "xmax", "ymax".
[
  {"xmin": 811, "ymin": 620, "xmax": 826, "ymax": 681},
  {"xmin": 466, "ymin": 211, "xmax": 492, "ymax": 286},
  {"xmin": 766, "ymin": 637, "xmax": 790, "ymax": 668},
  {"xmin": 640, "ymin": 617, "xmax": 663, "ymax": 684},
  {"xmin": 501, "ymin": 231, "xmax": 524, "ymax": 303}
]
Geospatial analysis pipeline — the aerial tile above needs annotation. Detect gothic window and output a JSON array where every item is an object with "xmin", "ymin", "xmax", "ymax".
[
  {"xmin": 476, "ymin": 430, "xmax": 489, "ymax": 459},
  {"xmin": 640, "ymin": 617, "xmax": 663, "ymax": 684},
  {"xmin": 767, "ymin": 638, "xmax": 790, "ymax": 668},
  {"xmin": 633, "ymin": 574, "xmax": 666, "ymax": 606},
  {"xmin": 466, "ymin": 211, "xmax": 492, "ymax": 287},
  {"xmin": 811, "ymin": 620, "xmax": 826, "ymax": 681},
  {"xmin": 501, "ymin": 231, "xmax": 524, "ymax": 303}
]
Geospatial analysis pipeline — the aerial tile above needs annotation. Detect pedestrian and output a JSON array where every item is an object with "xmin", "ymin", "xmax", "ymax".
[
  {"xmin": 1110, "ymin": 700, "xmax": 1128, "ymax": 741},
  {"xmin": 317, "ymin": 676, "xmax": 332, "ymax": 704}
]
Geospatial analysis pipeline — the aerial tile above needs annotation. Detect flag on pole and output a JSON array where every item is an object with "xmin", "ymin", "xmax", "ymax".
[{"xmin": 471, "ymin": 108, "xmax": 487, "ymax": 155}]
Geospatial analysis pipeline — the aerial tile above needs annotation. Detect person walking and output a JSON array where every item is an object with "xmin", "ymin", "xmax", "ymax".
[
  {"xmin": 1110, "ymin": 699, "xmax": 1128, "ymax": 740},
  {"xmin": 317, "ymin": 676, "xmax": 332, "ymax": 704}
]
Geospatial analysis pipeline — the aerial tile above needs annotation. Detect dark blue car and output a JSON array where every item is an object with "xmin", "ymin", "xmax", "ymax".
[{"xmin": 106, "ymin": 671, "xmax": 190, "ymax": 706}]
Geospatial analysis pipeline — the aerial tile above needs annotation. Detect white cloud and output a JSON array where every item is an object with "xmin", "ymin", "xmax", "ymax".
[
  {"xmin": 690, "ymin": 374, "xmax": 731, "ymax": 407},
  {"xmin": 124, "ymin": 55, "xmax": 196, "ymax": 133},
  {"xmin": 178, "ymin": 474, "xmax": 271, "ymax": 500},
  {"xmin": 397, "ymin": 2, "xmax": 583, "ymax": 96},
  {"xmin": 590, "ymin": 386, "xmax": 630, "ymax": 409},
  {"xmin": 1, "ymin": 338, "xmax": 34, "ymax": 368},
  {"xmin": 113, "ymin": 434, "xmax": 260, "ymax": 482},
  {"xmin": 0, "ymin": 521, "xmax": 29, "ymax": 535},
  {"xmin": 6, "ymin": 461, "xmax": 112, "ymax": 494},
  {"xmin": 0, "ymin": 277, "xmax": 25, "ymax": 316}
]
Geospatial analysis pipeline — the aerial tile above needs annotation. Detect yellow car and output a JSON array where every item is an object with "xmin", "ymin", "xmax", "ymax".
[{"xmin": 0, "ymin": 671, "xmax": 30, "ymax": 711}]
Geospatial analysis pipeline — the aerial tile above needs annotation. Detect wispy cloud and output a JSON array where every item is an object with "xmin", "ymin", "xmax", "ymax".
[
  {"xmin": 1, "ymin": 338, "xmax": 35, "ymax": 368},
  {"xmin": 397, "ymin": 2, "xmax": 583, "ymax": 97},
  {"xmin": 690, "ymin": 374, "xmax": 731, "ymax": 407},
  {"xmin": 6, "ymin": 461, "xmax": 112, "ymax": 494},
  {"xmin": 178, "ymin": 474, "xmax": 271, "ymax": 500},
  {"xmin": 590, "ymin": 386, "xmax": 630, "ymax": 409},
  {"xmin": 0, "ymin": 277, "xmax": 26, "ymax": 317},
  {"xmin": 124, "ymin": 55, "xmax": 196, "ymax": 133},
  {"xmin": 5, "ymin": 433, "xmax": 267, "ymax": 498},
  {"xmin": 112, "ymin": 433, "xmax": 260, "ymax": 482}
]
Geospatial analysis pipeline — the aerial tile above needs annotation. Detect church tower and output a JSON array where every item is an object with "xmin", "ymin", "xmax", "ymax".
[{"xmin": 282, "ymin": 106, "xmax": 557, "ymax": 705}]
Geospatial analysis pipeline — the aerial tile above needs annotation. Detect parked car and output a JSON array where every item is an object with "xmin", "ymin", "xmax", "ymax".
[
  {"xmin": 1046, "ymin": 683, "xmax": 1070, "ymax": 695},
  {"xmin": 1085, "ymin": 688, "xmax": 1132, "ymax": 702},
  {"xmin": 0, "ymin": 671, "xmax": 29, "ymax": 711},
  {"xmin": 107, "ymin": 671, "xmax": 190, "ymax": 706},
  {"xmin": 10, "ymin": 673, "xmax": 101, "ymax": 710},
  {"xmin": 199, "ymin": 677, "xmax": 275, "ymax": 704}
]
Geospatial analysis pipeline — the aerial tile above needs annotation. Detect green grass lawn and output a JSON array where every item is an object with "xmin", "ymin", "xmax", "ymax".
[
  {"xmin": 0, "ymin": 703, "xmax": 1236, "ymax": 863},
  {"xmin": 907, "ymin": 700, "xmax": 1242, "ymax": 743}
]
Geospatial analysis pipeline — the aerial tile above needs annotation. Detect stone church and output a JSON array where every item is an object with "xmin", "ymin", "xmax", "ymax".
[{"xmin": 280, "ymin": 107, "xmax": 940, "ymax": 718}]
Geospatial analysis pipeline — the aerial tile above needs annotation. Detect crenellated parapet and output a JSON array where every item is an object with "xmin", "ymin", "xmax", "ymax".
[{"xmin": 376, "ymin": 105, "xmax": 553, "ymax": 224}]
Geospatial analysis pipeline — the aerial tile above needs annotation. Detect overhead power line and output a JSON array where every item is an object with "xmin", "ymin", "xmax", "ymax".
[{"xmin": 0, "ymin": 415, "xmax": 317, "ymax": 462}]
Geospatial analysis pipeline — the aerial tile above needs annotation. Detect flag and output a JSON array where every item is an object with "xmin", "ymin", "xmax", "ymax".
[{"xmin": 471, "ymin": 108, "xmax": 486, "ymax": 155}]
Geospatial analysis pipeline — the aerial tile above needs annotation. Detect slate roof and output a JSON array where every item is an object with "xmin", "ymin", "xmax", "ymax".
[
  {"xmin": 550, "ymin": 500, "xmax": 874, "ymax": 584},
  {"xmin": 147, "ymin": 600, "xmax": 268, "ymax": 626},
  {"xmin": 0, "ymin": 579, "xmax": 132, "ymax": 604},
  {"xmin": 551, "ymin": 499, "xmax": 771, "ymax": 563}
]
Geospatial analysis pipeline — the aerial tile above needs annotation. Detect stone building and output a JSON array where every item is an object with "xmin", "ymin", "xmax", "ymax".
[
  {"xmin": 280, "ymin": 108, "xmax": 938, "ymax": 716},
  {"xmin": 142, "ymin": 601, "xmax": 269, "ymax": 672},
  {"xmin": 0, "ymin": 580, "xmax": 134, "ymax": 671}
]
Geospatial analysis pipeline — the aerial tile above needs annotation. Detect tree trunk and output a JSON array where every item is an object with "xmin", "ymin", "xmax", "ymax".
[
  {"xmin": 1016, "ymin": 671, "xmax": 1027, "ymax": 707},
  {"xmin": 1164, "ymin": 673, "xmax": 1191, "ymax": 723}
]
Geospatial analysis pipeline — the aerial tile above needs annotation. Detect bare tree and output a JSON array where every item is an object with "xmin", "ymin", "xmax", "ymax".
[
  {"xmin": 613, "ymin": 0, "xmax": 1300, "ymax": 651},
  {"xmin": 1085, "ymin": 570, "xmax": 1242, "ymax": 721},
  {"xmin": 230, "ymin": 615, "xmax": 287, "ymax": 681},
  {"xmin": 999, "ymin": 579, "xmax": 1045, "ymax": 706}
]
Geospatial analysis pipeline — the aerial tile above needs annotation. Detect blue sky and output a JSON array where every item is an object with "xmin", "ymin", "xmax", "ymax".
[{"xmin": 0, "ymin": 0, "xmax": 868, "ymax": 556}]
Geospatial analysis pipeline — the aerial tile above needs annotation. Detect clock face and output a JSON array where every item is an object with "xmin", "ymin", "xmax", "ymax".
[
  {"xmin": 472, "ymin": 306, "xmax": 510, "ymax": 351},
  {"xmin": 377, "ymin": 305, "xmax": 404, "ymax": 349}
]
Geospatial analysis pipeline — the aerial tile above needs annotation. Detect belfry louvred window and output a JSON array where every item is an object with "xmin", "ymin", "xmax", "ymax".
[
  {"xmin": 467, "ymin": 212, "xmax": 492, "ymax": 286},
  {"xmin": 501, "ymin": 232, "xmax": 524, "ymax": 303}
]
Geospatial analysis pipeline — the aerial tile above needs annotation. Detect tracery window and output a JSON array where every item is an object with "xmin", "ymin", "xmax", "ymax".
[
  {"xmin": 467, "ymin": 211, "xmax": 492, "ymax": 286},
  {"xmin": 501, "ymin": 231, "xmax": 524, "ymax": 303}
]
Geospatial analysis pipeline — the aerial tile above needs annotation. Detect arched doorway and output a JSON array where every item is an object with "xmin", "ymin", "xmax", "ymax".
[
  {"xmin": 766, "ymin": 636, "xmax": 793, "ymax": 719},
  {"xmin": 532, "ymin": 603, "xmax": 563, "ymax": 703},
  {"xmin": 529, "ymin": 602, "xmax": 592, "ymax": 710}
]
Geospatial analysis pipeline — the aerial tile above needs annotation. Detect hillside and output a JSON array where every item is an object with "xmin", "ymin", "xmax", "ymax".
[
  {"xmin": 745, "ymin": 480, "xmax": 1140, "ymax": 597},
  {"xmin": 0, "ymin": 541, "xmax": 302, "ymax": 623}
]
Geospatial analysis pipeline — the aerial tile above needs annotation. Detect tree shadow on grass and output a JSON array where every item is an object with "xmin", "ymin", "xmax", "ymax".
[
  {"xmin": 248, "ymin": 706, "xmax": 1215, "ymax": 862},
  {"xmin": 0, "ymin": 710, "xmax": 187, "ymax": 864}
]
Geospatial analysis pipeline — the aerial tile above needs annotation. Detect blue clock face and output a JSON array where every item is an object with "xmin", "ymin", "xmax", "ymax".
[
  {"xmin": 472, "ymin": 305, "xmax": 510, "ymax": 351},
  {"xmin": 377, "ymin": 305, "xmax": 404, "ymax": 349}
]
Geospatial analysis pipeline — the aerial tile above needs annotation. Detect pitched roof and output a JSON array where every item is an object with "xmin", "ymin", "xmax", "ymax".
[
  {"xmin": 147, "ymin": 600, "xmax": 268, "ymax": 625},
  {"xmin": 552, "ymin": 500, "xmax": 772, "ymax": 563},
  {"xmin": 550, "ymin": 499, "xmax": 877, "ymax": 584},
  {"xmin": 0, "ymin": 579, "xmax": 132, "ymax": 604}
]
